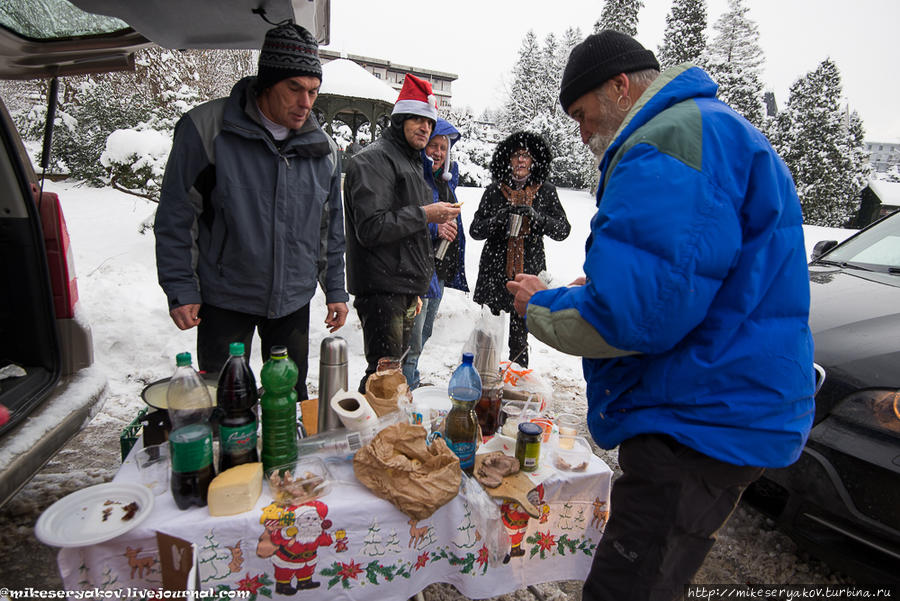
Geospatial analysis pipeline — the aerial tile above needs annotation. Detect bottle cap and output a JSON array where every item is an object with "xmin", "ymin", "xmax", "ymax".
[
  {"xmin": 518, "ymin": 422, "xmax": 542, "ymax": 437},
  {"xmin": 461, "ymin": 352, "xmax": 474, "ymax": 365},
  {"xmin": 269, "ymin": 346, "xmax": 288, "ymax": 359},
  {"xmin": 175, "ymin": 352, "xmax": 192, "ymax": 367},
  {"xmin": 229, "ymin": 342, "xmax": 245, "ymax": 356}
]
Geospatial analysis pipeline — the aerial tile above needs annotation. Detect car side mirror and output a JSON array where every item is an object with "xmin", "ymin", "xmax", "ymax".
[{"xmin": 811, "ymin": 240, "xmax": 838, "ymax": 261}]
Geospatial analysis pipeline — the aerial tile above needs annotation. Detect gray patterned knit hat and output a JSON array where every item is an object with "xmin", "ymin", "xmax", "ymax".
[{"xmin": 257, "ymin": 23, "xmax": 322, "ymax": 91}]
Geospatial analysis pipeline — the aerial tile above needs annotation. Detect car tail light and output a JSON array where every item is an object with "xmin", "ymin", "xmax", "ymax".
[{"xmin": 37, "ymin": 190, "xmax": 79, "ymax": 319}]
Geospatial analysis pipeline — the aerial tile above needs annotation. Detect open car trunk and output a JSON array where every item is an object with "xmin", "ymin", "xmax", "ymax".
[{"xmin": 0, "ymin": 95, "xmax": 61, "ymax": 437}]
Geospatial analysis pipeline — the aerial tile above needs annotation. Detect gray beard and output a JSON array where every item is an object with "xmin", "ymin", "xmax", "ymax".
[{"xmin": 588, "ymin": 131, "xmax": 614, "ymax": 160}]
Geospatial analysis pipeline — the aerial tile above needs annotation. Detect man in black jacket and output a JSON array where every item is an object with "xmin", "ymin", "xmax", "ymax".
[{"xmin": 343, "ymin": 74, "xmax": 460, "ymax": 392}]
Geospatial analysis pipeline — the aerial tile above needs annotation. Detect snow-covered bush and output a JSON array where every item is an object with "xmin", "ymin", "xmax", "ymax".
[{"xmin": 100, "ymin": 128, "xmax": 172, "ymax": 198}]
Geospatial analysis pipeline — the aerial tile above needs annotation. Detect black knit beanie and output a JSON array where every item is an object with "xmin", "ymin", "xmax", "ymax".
[
  {"xmin": 256, "ymin": 23, "xmax": 322, "ymax": 92},
  {"xmin": 559, "ymin": 29, "xmax": 659, "ymax": 113}
]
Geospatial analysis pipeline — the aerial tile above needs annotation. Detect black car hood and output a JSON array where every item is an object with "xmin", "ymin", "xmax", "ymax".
[{"xmin": 809, "ymin": 266, "xmax": 900, "ymax": 391}]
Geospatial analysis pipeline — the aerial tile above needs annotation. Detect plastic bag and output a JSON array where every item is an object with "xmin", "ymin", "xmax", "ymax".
[
  {"xmin": 353, "ymin": 422, "xmax": 461, "ymax": 520},
  {"xmin": 462, "ymin": 306, "xmax": 507, "ymax": 376},
  {"xmin": 500, "ymin": 361, "xmax": 552, "ymax": 412},
  {"xmin": 460, "ymin": 473, "xmax": 511, "ymax": 566}
]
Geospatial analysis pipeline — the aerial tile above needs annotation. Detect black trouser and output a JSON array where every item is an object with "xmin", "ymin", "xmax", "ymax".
[
  {"xmin": 353, "ymin": 293, "xmax": 417, "ymax": 393},
  {"xmin": 583, "ymin": 434, "xmax": 764, "ymax": 601},
  {"xmin": 508, "ymin": 310, "xmax": 529, "ymax": 367},
  {"xmin": 196, "ymin": 303, "xmax": 311, "ymax": 400}
]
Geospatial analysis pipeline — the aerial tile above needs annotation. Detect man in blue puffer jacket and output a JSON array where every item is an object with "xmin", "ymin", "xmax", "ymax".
[
  {"xmin": 402, "ymin": 118, "xmax": 469, "ymax": 389},
  {"xmin": 507, "ymin": 31, "xmax": 815, "ymax": 600}
]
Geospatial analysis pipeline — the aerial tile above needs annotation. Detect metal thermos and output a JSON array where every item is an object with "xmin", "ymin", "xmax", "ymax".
[{"xmin": 318, "ymin": 336, "xmax": 348, "ymax": 433}]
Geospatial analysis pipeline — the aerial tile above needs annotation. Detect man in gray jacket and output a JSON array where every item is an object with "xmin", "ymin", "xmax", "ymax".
[
  {"xmin": 155, "ymin": 23, "xmax": 348, "ymax": 398},
  {"xmin": 343, "ymin": 74, "xmax": 460, "ymax": 392}
]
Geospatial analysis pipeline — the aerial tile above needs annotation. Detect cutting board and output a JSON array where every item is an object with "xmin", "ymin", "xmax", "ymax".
[{"xmin": 474, "ymin": 452, "xmax": 540, "ymax": 518}]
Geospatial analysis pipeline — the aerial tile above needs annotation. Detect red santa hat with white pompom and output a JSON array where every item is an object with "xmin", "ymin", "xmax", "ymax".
[{"xmin": 392, "ymin": 73, "xmax": 438, "ymax": 122}]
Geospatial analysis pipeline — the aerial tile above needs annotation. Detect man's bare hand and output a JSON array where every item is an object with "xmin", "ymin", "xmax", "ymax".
[
  {"xmin": 422, "ymin": 202, "xmax": 461, "ymax": 224},
  {"xmin": 437, "ymin": 220, "xmax": 457, "ymax": 241},
  {"xmin": 569, "ymin": 276, "xmax": 586, "ymax": 286},
  {"xmin": 415, "ymin": 296, "xmax": 423, "ymax": 316},
  {"xmin": 325, "ymin": 302, "xmax": 349, "ymax": 333},
  {"xmin": 170, "ymin": 303, "xmax": 201, "ymax": 330},
  {"xmin": 506, "ymin": 274, "xmax": 547, "ymax": 317}
]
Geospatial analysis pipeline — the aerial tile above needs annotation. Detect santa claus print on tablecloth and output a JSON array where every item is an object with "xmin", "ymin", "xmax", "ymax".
[{"xmin": 256, "ymin": 500, "xmax": 333, "ymax": 595}]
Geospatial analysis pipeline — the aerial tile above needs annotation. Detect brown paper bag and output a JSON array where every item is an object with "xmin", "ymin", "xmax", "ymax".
[
  {"xmin": 353, "ymin": 422, "xmax": 461, "ymax": 520},
  {"xmin": 365, "ymin": 370, "xmax": 410, "ymax": 417}
]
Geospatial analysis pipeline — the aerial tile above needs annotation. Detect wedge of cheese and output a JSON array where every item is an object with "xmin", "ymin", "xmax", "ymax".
[{"xmin": 208, "ymin": 462, "xmax": 263, "ymax": 516}]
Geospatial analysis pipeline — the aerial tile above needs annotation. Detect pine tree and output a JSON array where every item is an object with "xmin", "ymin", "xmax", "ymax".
[
  {"xmin": 769, "ymin": 59, "xmax": 872, "ymax": 227},
  {"xmin": 657, "ymin": 0, "xmax": 707, "ymax": 70},
  {"xmin": 704, "ymin": 0, "xmax": 765, "ymax": 127},
  {"xmin": 500, "ymin": 30, "xmax": 544, "ymax": 132},
  {"xmin": 594, "ymin": 0, "xmax": 644, "ymax": 35}
]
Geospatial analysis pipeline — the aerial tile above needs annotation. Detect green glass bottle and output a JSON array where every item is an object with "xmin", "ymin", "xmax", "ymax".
[{"xmin": 260, "ymin": 346, "xmax": 299, "ymax": 472}]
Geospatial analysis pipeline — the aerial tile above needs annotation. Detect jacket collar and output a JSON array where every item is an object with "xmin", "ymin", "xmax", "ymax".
[{"xmin": 598, "ymin": 64, "xmax": 718, "ymax": 175}]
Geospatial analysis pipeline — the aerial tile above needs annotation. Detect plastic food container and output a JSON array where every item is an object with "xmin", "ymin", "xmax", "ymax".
[
  {"xmin": 265, "ymin": 456, "xmax": 332, "ymax": 506},
  {"xmin": 553, "ymin": 435, "xmax": 592, "ymax": 472}
]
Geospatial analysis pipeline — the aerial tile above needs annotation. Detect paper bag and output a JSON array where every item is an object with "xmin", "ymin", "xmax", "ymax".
[
  {"xmin": 365, "ymin": 370, "xmax": 411, "ymax": 417},
  {"xmin": 353, "ymin": 422, "xmax": 461, "ymax": 520}
]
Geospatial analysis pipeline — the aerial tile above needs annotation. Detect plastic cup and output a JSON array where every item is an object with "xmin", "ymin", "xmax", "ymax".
[
  {"xmin": 556, "ymin": 413, "xmax": 579, "ymax": 449},
  {"xmin": 500, "ymin": 401, "xmax": 525, "ymax": 437},
  {"xmin": 135, "ymin": 443, "xmax": 170, "ymax": 496}
]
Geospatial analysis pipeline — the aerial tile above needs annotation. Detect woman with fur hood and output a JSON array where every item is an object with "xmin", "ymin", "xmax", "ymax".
[{"xmin": 470, "ymin": 131, "xmax": 570, "ymax": 367}]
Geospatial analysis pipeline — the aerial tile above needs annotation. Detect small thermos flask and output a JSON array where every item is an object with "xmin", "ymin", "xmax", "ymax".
[{"xmin": 318, "ymin": 336, "xmax": 348, "ymax": 433}]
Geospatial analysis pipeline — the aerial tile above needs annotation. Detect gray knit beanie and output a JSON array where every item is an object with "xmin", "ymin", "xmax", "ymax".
[
  {"xmin": 559, "ymin": 30, "xmax": 659, "ymax": 113},
  {"xmin": 257, "ymin": 23, "xmax": 322, "ymax": 92}
]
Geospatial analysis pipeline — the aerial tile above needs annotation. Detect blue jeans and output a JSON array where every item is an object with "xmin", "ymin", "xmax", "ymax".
[{"xmin": 402, "ymin": 280, "xmax": 445, "ymax": 389}]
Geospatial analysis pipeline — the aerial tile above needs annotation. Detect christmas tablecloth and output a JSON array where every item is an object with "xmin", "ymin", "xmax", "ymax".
[{"xmin": 57, "ymin": 440, "xmax": 611, "ymax": 601}]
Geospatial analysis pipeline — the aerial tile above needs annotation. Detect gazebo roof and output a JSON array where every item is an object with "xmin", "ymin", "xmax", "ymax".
[{"xmin": 320, "ymin": 58, "xmax": 398, "ymax": 104}]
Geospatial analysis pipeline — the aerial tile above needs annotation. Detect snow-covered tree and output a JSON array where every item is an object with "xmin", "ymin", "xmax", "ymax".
[
  {"xmin": 703, "ymin": 0, "xmax": 765, "ymax": 127},
  {"xmin": 444, "ymin": 106, "xmax": 493, "ymax": 187},
  {"xmin": 497, "ymin": 27, "xmax": 595, "ymax": 188},
  {"xmin": 883, "ymin": 164, "xmax": 900, "ymax": 183},
  {"xmin": 768, "ymin": 59, "xmax": 872, "ymax": 227},
  {"xmin": 594, "ymin": 0, "xmax": 644, "ymax": 36},
  {"xmin": 499, "ymin": 30, "xmax": 544, "ymax": 133},
  {"xmin": 657, "ymin": 0, "xmax": 707, "ymax": 70}
]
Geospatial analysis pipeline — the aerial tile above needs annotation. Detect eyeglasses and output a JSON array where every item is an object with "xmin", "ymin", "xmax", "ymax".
[{"xmin": 511, "ymin": 151, "xmax": 532, "ymax": 161}]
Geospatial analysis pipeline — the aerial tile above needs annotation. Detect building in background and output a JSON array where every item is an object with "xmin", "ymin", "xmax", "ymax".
[
  {"xmin": 865, "ymin": 141, "xmax": 900, "ymax": 174},
  {"xmin": 319, "ymin": 49, "xmax": 457, "ymax": 109}
]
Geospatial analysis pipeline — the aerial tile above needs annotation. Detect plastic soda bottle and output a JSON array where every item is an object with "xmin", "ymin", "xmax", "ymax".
[
  {"xmin": 167, "ymin": 352, "xmax": 214, "ymax": 431},
  {"xmin": 260, "ymin": 346, "xmax": 299, "ymax": 472},
  {"xmin": 216, "ymin": 342, "xmax": 259, "ymax": 471},
  {"xmin": 166, "ymin": 352, "xmax": 215, "ymax": 509},
  {"xmin": 445, "ymin": 352, "xmax": 482, "ymax": 474}
]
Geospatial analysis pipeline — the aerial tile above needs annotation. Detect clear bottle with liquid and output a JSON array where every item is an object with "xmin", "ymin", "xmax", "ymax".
[
  {"xmin": 445, "ymin": 352, "xmax": 482, "ymax": 474},
  {"xmin": 166, "ymin": 352, "xmax": 215, "ymax": 509}
]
